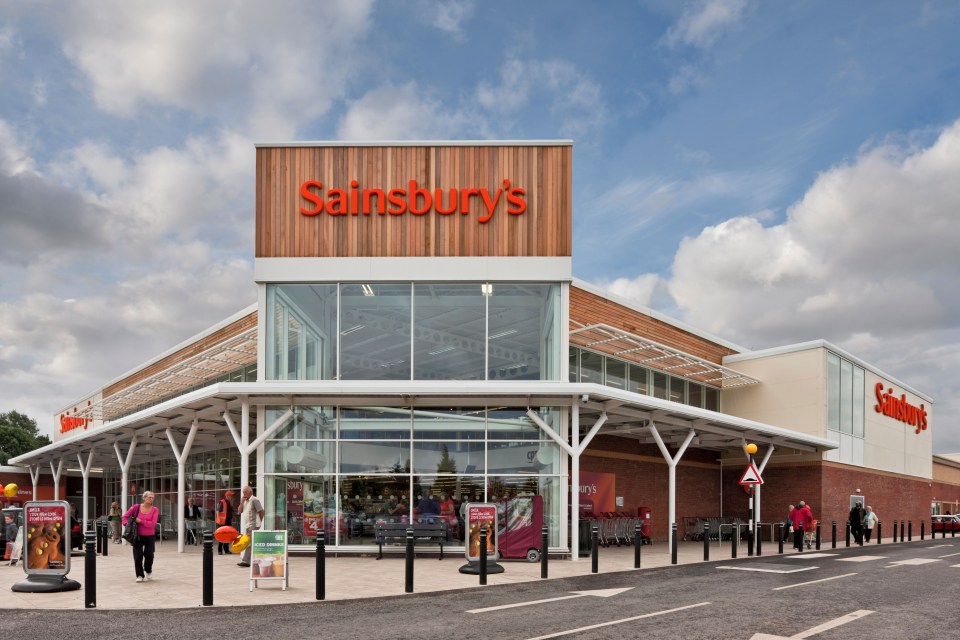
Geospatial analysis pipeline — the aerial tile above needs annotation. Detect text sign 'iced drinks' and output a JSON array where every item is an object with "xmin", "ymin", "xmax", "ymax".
[
  {"xmin": 249, "ymin": 530, "xmax": 288, "ymax": 592},
  {"xmin": 465, "ymin": 503, "xmax": 498, "ymax": 562}
]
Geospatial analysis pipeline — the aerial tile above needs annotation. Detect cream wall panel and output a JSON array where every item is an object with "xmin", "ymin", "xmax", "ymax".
[
  {"xmin": 721, "ymin": 349, "xmax": 825, "ymax": 438},
  {"xmin": 864, "ymin": 373, "xmax": 932, "ymax": 478}
]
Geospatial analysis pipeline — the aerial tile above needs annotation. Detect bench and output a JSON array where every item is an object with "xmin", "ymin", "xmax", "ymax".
[{"xmin": 374, "ymin": 521, "xmax": 448, "ymax": 560}]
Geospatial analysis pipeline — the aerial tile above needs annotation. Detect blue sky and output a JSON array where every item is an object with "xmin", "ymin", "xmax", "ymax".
[{"xmin": 1, "ymin": 0, "xmax": 960, "ymax": 452}]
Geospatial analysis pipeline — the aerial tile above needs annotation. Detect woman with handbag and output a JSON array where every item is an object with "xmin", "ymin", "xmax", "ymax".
[{"xmin": 122, "ymin": 491, "xmax": 159, "ymax": 583}]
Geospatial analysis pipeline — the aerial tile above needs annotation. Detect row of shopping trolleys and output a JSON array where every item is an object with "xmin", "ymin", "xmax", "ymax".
[{"xmin": 583, "ymin": 512, "xmax": 652, "ymax": 547}]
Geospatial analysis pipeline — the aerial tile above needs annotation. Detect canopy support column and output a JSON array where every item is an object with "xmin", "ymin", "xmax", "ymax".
[
  {"xmin": 29, "ymin": 466, "xmax": 41, "ymax": 500},
  {"xmin": 650, "ymin": 423, "xmax": 696, "ymax": 541},
  {"xmin": 225, "ymin": 399, "xmax": 293, "ymax": 491},
  {"xmin": 167, "ymin": 419, "xmax": 200, "ymax": 553},
  {"xmin": 77, "ymin": 450, "xmax": 95, "ymax": 533},
  {"xmin": 49, "ymin": 459, "xmax": 64, "ymax": 500},
  {"xmin": 114, "ymin": 437, "xmax": 138, "ymax": 528}
]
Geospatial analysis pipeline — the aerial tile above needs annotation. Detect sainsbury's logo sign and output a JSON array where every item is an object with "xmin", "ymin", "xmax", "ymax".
[
  {"xmin": 874, "ymin": 382, "xmax": 928, "ymax": 434},
  {"xmin": 300, "ymin": 179, "xmax": 527, "ymax": 223}
]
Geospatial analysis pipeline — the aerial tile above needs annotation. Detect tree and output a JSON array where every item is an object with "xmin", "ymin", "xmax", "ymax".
[{"xmin": 0, "ymin": 411, "xmax": 50, "ymax": 465}]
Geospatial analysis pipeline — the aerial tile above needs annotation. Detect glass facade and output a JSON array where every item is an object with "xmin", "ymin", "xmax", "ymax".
[
  {"xmin": 262, "ymin": 405, "xmax": 563, "ymax": 548},
  {"xmin": 569, "ymin": 347, "xmax": 720, "ymax": 411},
  {"xmin": 267, "ymin": 282, "xmax": 562, "ymax": 382},
  {"xmin": 826, "ymin": 351, "xmax": 865, "ymax": 466}
]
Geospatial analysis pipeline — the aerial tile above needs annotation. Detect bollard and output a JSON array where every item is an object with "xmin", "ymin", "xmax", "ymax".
[
  {"xmin": 815, "ymin": 521, "xmax": 821, "ymax": 551},
  {"xmin": 921, "ymin": 520, "xmax": 924, "ymax": 540},
  {"xmin": 101, "ymin": 520, "xmax": 108, "ymax": 557},
  {"xmin": 479, "ymin": 527, "xmax": 488, "ymax": 585},
  {"xmin": 731, "ymin": 524, "xmax": 737, "ymax": 559},
  {"xmin": 777, "ymin": 523, "xmax": 783, "ymax": 555},
  {"xmin": 591, "ymin": 525, "xmax": 599, "ymax": 574},
  {"xmin": 747, "ymin": 526, "xmax": 754, "ymax": 557},
  {"xmin": 906, "ymin": 520, "xmax": 910, "ymax": 541},
  {"xmin": 877, "ymin": 520, "xmax": 881, "ymax": 545},
  {"xmin": 541, "ymin": 526, "xmax": 548, "ymax": 579},
  {"xmin": 316, "ymin": 530, "xmax": 325, "ymax": 601},
  {"xmin": 202, "ymin": 530, "xmax": 213, "ymax": 606},
  {"xmin": 845, "ymin": 521, "xmax": 851, "ymax": 547},
  {"xmin": 84, "ymin": 530, "xmax": 96, "ymax": 609},
  {"xmin": 756, "ymin": 524, "xmax": 762, "ymax": 557},
  {"xmin": 703, "ymin": 522, "xmax": 710, "ymax": 562},
  {"xmin": 831, "ymin": 521, "xmax": 836, "ymax": 549},
  {"xmin": 95, "ymin": 521, "xmax": 102, "ymax": 555},
  {"xmin": 406, "ymin": 528, "xmax": 415, "ymax": 592},
  {"xmin": 797, "ymin": 524, "xmax": 803, "ymax": 554},
  {"xmin": 671, "ymin": 522, "xmax": 678, "ymax": 565},
  {"xmin": 634, "ymin": 524, "xmax": 642, "ymax": 569}
]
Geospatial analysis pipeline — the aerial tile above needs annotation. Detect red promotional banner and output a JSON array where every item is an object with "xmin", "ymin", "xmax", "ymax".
[
  {"xmin": 465, "ymin": 503, "xmax": 497, "ymax": 561},
  {"xmin": 579, "ymin": 471, "xmax": 616, "ymax": 514}
]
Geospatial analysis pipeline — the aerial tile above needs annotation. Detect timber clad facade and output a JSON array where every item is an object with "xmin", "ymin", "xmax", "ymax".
[{"xmin": 255, "ymin": 144, "xmax": 572, "ymax": 259}]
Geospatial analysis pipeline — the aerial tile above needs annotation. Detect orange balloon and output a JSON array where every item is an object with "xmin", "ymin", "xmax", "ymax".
[
  {"xmin": 229, "ymin": 533, "xmax": 250, "ymax": 554},
  {"xmin": 214, "ymin": 525, "xmax": 239, "ymax": 543}
]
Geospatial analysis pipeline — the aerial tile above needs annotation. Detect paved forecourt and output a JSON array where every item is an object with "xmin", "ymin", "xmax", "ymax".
[{"xmin": 0, "ymin": 535, "xmax": 936, "ymax": 610}]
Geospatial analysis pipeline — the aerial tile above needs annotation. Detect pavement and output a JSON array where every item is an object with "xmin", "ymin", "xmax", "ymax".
[{"xmin": 0, "ymin": 534, "xmax": 922, "ymax": 610}]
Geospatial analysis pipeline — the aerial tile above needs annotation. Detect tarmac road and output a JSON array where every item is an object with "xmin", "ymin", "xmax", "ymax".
[{"xmin": 3, "ymin": 538, "xmax": 957, "ymax": 640}]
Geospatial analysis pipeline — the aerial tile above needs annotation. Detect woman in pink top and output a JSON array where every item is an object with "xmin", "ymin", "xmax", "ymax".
[{"xmin": 122, "ymin": 491, "xmax": 159, "ymax": 582}]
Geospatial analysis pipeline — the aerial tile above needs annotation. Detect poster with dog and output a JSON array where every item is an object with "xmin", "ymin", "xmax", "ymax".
[{"xmin": 23, "ymin": 501, "xmax": 70, "ymax": 575}]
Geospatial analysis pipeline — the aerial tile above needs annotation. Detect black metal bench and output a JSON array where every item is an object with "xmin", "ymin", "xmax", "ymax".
[{"xmin": 374, "ymin": 521, "xmax": 448, "ymax": 560}]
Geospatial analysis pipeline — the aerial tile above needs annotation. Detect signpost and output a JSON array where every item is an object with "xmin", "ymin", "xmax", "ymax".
[
  {"xmin": 740, "ymin": 445, "xmax": 764, "ymax": 556},
  {"xmin": 249, "ymin": 530, "xmax": 288, "ymax": 592}
]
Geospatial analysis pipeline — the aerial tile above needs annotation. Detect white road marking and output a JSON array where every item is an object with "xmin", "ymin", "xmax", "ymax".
[
  {"xmin": 785, "ymin": 553, "xmax": 836, "ymax": 559},
  {"xmin": 937, "ymin": 552, "xmax": 960, "ymax": 558},
  {"xmin": 886, "ymin": 558, "xmax": 940, "ymax": 566},
  {"xmin": 521, "ymin": 601, "xmax": 711, "ymax": 640},
  {"xmin": 717, "ymin": 565, "xmax": 818, "ymax": 574},
  {"xmin": 772, "ymin": 572, "xmax": 857, "ymax": 591},
  {"xmin": 836, "ymin": 555, "xmax": 886, "ymax": 562},
  {"xmin": 929, "ymin": 544, "xmax": 953, "ymax": 548},
  {"xmin": 749, "ymin": 609, "xmax": 874, "ymax": 639},
  {"xmin": 466, "ymin": 587, "xmax": 633, "ymax": 614}
]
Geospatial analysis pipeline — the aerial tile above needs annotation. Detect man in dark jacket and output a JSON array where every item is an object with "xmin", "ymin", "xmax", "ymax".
[{"xmin": 849, "ymin": 502, "xmax": 865, "ymax": 545}]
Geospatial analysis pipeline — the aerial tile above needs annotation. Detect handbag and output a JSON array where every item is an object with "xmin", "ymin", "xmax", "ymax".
[{"xmin": 122, "ymin": 505, "xmax": 141, "ymax": 543}]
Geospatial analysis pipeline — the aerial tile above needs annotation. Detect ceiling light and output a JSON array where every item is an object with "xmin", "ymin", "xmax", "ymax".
[
  {"xmin": 380, "ymin": 359, "xmax": 405, "ymax": 367},
  {"xmin": 489, "ymin": 329, "xmax": 517, "ymax": 340},
  {"xmin": 481, "ymin": 283, "xmax": 493, "ymax": 296},
  {"xmin": 340, "ymin": 324, "xmax": 365, "ymax": 336},
  {"xmin": 428, "ymin": 346, "xmax": 456, "ymax": 355},
  {"xmin": 361, "ymin": 284, "xmax": 375, "ymax": 297}
]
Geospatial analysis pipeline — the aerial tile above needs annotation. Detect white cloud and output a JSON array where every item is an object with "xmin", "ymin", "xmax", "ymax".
[
  {"xmin": 425, "ymin": 0, "xmax": 474, "ymax": 40},
  {"xmin": 593, "ymin": 275, "xmax": 661, "ymax": 308},
  {"xmin": 47, "ymin": 0, "xmax": 373, "ymax": 136},
  {"xmin": 663, "ymin": 119, "xmax": 960, "ymax": 451},
  {"xmin": 337, "ymin": 83, "xmax": 475, "ymax": 140},
  {"xmin": 664, "ymin": 0, "xmax": 750, "ymax": 49}
]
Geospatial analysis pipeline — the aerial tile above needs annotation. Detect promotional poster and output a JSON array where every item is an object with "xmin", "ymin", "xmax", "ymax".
[
  {"xmin": 465, "ymin": 503, "xmax": 498, "ymax": 561},
  {"xmin": 249, "ymin": 530, "xmax": 287, "ymax": 591},
  {"xmin": 23, "ymin": 501, "xmax": 69, "ymax": 575}
]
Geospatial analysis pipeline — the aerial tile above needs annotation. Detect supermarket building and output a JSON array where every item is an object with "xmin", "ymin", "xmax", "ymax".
[{"xmin": 8, "ymin": 141, "xmax": 954, "ymax": 556}]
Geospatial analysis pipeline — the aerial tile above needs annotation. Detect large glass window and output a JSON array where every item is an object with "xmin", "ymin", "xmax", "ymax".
[
  {"xmin": 826, "ymin": 350, "xmax": 865, "ymax": 465},
  {"xmin": 414, "ymin": 283, "xmax": 486, "ymax": 380},
  {"xmin": 488, "ymin": 284, "xmax": 561, "ymax": 380},
  {"xmin": 605, "ymin": 359, "xmax": 626, "ymax": 390},
  {"xmin": 340, "ymin": 283, "xmax": 412, "ymax": 380},
  {"xmin": 266, "ymin": 284, "xmax": 336, "ymax": 380}
]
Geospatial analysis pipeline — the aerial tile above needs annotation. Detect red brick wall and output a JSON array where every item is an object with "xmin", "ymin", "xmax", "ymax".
[{"xmin": 820, "ymin": 462, "xmax": 932, "ymax": 533}]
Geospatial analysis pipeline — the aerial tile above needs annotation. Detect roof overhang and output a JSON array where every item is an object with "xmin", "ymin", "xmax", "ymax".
[{"xmin": 12, "ymin": 382, "xmax": 834, "ymax": 469}]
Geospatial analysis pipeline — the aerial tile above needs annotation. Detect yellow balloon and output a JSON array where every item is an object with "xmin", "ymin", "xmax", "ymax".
[
  {"xmin": 3, "ymin": 483, "xmax": 17, "ymax": 498},
  {"xmin": 229, "ymin": 534, "xmax": 250, "ymax": 554}
]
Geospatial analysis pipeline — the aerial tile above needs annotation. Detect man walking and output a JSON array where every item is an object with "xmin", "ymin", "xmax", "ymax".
[
  {"xmin": 849, "ymin": 501, "xmax": 865, "ymax": 546},
  {"xmin": 237, "ymin": 485, "xmax": 264, "ymax": 568},
  {"xmin": 184, "ymin": 497, "xmax": 202, "ymax": 545}
]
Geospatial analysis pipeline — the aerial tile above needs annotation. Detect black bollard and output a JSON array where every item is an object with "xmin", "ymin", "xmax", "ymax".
[
  {"xmin": 95, "ymin": 522, "xmax": 102, "ymax": 555},
  {"xmin": 747, "ymin": 526, "xmax": 754, "ymax": 557},
  {"xmin": 479, "ymin": 527, "xmax": 488, "ymax": 585},
  {"xmin": 877, "ymin": 520, "xmax": 881, "ymax": 545},
  {"xmin": 703, "ymin": 522, "xmax": 710, "ymax": 561},
  {"xmin": 756, "ymin": 524, "xmax": 762, "ymax": 557},
  {"xmin": 731, "ymin": 524, "xmax": 737, "ymax": 558},
  {"xmin": 634, "ymin": 524, "xmax": 642, "ymax": 569},
  {"xmin": 832, "ymin": 521, "xmax": 837, "ymax": 549},
  {"xmin": 777, "ymin": 523, "xmax": 783, "ymax": 554},
  {"xmin": 84, "ymin": 530, "xmax": 96, "ymax": 609},
  {"xmin": 101, "ymin": 521, "xmax": 108, "ymax": 557},
  {"xmin": 540, "ymin": 526, "xmax": 548, "ymax": 579},
  {"xmin": 202, "ymin": 530, "xmax": 213, "ymax": 606},
  {"xmin": 406, "ymin": 528, "xmax": 415, "ymax": 592},
  {"xmin": 894, "ymin": 519, "xmax": 899, "ymax": 543},
  {"xmin": 845, "ymin": 521, "xmax": 850, "ymax": 547},
  {"xmin": 797, "ymin": 524, "xmax": 804, "ymax": 554},
  {"xmin": 316, "ymin": 530, "xmax": 325, "ymax": 601},
  {"xmin": 591, "ymin": 525, "xmax": 599, "ymax": 574},
  {"xmin": 671, "ymin": 522, "xmax": 678, "ymax": 565},
  {"xmin": 921, "ymin": 520, "xmax": 925, "ymax": 540},
  {"xmin": 906, "ymin": 520, "xmax": 910, "ymax": 541},
  {"xmin": 816, "ymin": 521, "xmax": 821, "ymax": 551}
]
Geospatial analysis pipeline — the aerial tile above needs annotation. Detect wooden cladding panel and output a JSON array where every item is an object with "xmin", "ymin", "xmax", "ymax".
[
  {"xmin": 570, "ymin": 287, "xmax": 738, "ymax": 365},
  {"xmin": 103, "ymin": 312, "xmax": 258, "ymax": 398},
  {"xmin": 255, "ymin": 145, "xmax": 571, "ymax": 258}
]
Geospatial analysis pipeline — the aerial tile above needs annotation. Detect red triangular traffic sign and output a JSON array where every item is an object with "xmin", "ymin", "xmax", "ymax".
[{"xmin": 739, "ymin": 461, "xmax": 763, "ymax": 485}]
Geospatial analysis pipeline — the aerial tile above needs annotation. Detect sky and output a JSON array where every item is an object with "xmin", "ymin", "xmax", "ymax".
[{"xmin": 1, "ymin": 1, "xmax": 959, "ymax": 452}]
